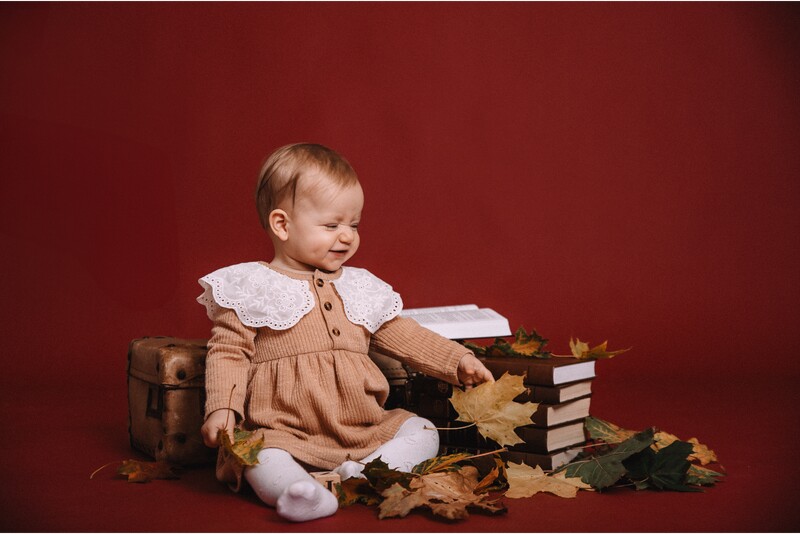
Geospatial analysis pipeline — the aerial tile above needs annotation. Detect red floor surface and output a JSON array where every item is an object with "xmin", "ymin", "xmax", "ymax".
[{"xmin": 2, "ymin": 362, "xmax": 797, "ymax": 532}]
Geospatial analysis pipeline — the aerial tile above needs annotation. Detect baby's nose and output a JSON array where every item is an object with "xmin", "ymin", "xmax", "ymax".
[{"xmin": 339, "ymin": 226, "xmax": 354, "ymax": 242}]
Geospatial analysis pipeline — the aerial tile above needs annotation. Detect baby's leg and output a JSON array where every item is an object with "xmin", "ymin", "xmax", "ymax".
[
  {"xmin": 335, "ymin": 416, "xmax": 439, "ymax": 479},
  {"xmin": 244, "ymin": 448, "xmax": 338, "ymax": 522}
]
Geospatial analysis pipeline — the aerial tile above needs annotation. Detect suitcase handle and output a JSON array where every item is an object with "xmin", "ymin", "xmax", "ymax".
[{"xmin": 146, "ymin": 383, "xmax": 164, "ymax": 418}]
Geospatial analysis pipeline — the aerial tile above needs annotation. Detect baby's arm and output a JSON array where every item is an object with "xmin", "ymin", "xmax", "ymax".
[
  {"xmin": 370, "ymin": 317, "xmax": 493, "ymax": 387},
  {"xmin": 200, "ymin": 307, "xmax": 257, "ymax": 447}
]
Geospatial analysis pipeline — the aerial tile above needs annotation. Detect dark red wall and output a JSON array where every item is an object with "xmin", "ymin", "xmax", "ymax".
[{"xmin": 1, "ymin": 3, "xmax": 798, "ymax": 393}]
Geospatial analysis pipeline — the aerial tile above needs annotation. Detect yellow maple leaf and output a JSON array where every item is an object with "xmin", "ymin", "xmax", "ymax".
[
  {"xmin": 505, "ymin": 461, "xmax": 590, "ymax": 499},
  {"xmin": 449, "ymin": 373, "xmax": 539, "ymax": 447},
  {"xmin": 570, "ymin": 338, "xmax": 630, "ymax": 360}
]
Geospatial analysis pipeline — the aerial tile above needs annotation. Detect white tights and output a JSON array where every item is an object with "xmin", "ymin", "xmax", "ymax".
[{"xmin": 243, "ymin": 416, "xmax": 438, "ymax": 522}]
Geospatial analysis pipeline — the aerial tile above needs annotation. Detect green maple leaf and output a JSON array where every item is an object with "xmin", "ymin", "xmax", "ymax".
[
  {"xmin": 557, "ymin": 427, "xmax": 655, "ymax": 490},
  {"xmin": 623, "ymin": 440, "xmax": 700, "ymax": 492},
  {"xmin": 362, "ymin": 457, "xmax": 415, "ymax": 493},
  {"xmin": 686, "ymin": 464, "xmax": 726, "ymax": 486}
]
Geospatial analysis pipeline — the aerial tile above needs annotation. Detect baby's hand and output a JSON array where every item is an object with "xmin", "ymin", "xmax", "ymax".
[
  {"xmin": 201, "ymin": 409, "xmax": 236, "ymax": 448},
  {"xmin": 457, "ymin": 353, "xmax": 495, "ymax": 388}
]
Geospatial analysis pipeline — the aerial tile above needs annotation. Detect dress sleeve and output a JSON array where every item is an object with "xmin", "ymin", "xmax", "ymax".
[
  {"xmin": 203, "ymin": 306, "xmax": 256, "ymax": 421},
  {"xmin": 369, "ymin": 316, "xmax": 468, "ymax": 385}
]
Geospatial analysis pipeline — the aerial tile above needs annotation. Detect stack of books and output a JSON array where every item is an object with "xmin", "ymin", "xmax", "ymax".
[
  {"xmin": 409, "ymin": 356, "xmax": 594, "ymax": 470},
  {"xmin": 384, "ymin": 305, "xmax": 595, "ymax": 471}
]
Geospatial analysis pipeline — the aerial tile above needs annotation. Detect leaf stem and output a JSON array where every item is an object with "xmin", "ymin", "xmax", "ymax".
[
  {"xmin": 462, "ymin": 448, "xmax": 507, "ymax": 461},
  {"xmin": 424, "ymin": 422, "xmax": 477, "ymax": 432},
  {"xmin": 89, "ymin": 461, "xmax": 118, "ymax": 479}
]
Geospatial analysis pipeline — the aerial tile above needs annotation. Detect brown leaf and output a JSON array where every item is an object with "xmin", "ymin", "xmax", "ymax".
[
  {"xmin": 570, "ymin": 338, "xmax": 630, "ymax": 360},
  {"xmin": 449, "ymin": 372, "xmax": 539, "ymax": 447},
  {"xmin": 117, "ymin": 460, "xmax": 180, "ymax": 483},
  {"xmin": 337, "ymin": 477, "xmax": 382, "ymax": 507},
  {"xmin": 473, "ymin": 460, "xmax": 502, "ymax": 494},
  {"xmin": 505, "ymin": 461, "xmax": 590, "ymax": 499},
  {"xmin": 219, "ymin": 428, "xmax": 264, "ymax": 467},
  {"xmin": 378, "ymin": 466, "xmax": 505, "ymax": 520}
]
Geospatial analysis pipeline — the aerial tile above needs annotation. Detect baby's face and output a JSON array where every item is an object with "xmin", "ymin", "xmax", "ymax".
[{"xmin": 278, "ymin": 172, "xmax": 364, "ymax": 272}]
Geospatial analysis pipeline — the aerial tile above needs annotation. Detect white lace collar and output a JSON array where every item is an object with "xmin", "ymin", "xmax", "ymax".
[{"xmin": 197, "ymin": 262, "xmax": 402, "ymax": 333}]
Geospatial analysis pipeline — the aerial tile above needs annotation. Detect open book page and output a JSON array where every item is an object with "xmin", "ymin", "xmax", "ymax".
[{"xmin": 400, "ymin": 304, "xmax": 512, "ymax": 339}]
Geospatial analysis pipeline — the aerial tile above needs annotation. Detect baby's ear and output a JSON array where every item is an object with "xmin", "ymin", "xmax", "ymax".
[{"xmin": 268, "ymin": 209, "xmax": 290, "ymax": 241}]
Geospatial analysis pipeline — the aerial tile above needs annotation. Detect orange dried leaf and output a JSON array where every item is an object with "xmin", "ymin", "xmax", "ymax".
[{"xmin": 117, "ymin": 459, "xmax": 180, "ymax": 483}]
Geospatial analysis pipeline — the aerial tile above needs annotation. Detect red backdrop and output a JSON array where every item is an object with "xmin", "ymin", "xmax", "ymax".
[
  {"xmin": 2, "ymin": 2, "xmax": 798, "ymax": 386},
  {"xmin": 1, "ymin": 3, "xmax": 799, "ymax": 531}
]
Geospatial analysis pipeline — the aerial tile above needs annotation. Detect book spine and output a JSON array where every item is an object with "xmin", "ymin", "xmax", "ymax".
[{"xmin": 479, "ymin": 358, "xmax": 557, "ymax": 386}]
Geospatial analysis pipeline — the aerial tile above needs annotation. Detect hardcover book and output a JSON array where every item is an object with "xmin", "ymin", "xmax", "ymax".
[
  {"xmin": 529, "ymin": 396, "xmax": 592, "ymax": 428},
  {"xmin": 400, "ymin": 304, "xmax": 511, "ymax": 340},
  {"xmin": 519, "ymin": 379, "xmax": 593, "ymax": 404},
  {"xmin": 480, "ymin": 356, "xmax": 596, "ymax": 386}
]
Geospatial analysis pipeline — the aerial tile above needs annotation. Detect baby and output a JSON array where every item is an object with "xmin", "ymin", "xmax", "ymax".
[{"xmin": 198, "ymin": 143, "xmax": 493, "ymax": 522}]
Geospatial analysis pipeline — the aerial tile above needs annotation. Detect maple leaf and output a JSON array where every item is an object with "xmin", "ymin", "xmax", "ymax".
[
  {"xmin": 337, "ymin": 477, "xmax": 382, "ymax": 507},
  {"xmin": 473, "ymin": 463, "xmax": 501, "ymax": 494},
  {"xmin": 505, "ymin": 462, "xmax": 591, "ymax": 499},
  {"xmin": 557, "ymin": 428, "xmax": 656, "ymax": 490},
  {"xmin": 508, "ymin": 327, "xmax": 551, "ymax": 357},
  {"xmin": 412, "ymin": 452, "xmax": 473, "ymax": 475},
  {"xmin": 362, "ymin": 457, "xmax": 416, "ymax": 493},
  {"xmin": 585, "ymin": 416, "xmax": 637, "ymax": 444},
  {"xmin": 218, "ymin": 427, "xmax": 264, "ymax": 467},
  {"xmin": 654, "ymin": 432, "xmax": 718, "ymax": 465},
  {"xmin": 378, "ymin": 466, "xmax": 505, "ymax": 520},
  {"xmin": 623, "ymin": 440, "xmax": 700, "ymax": 492},
  {"xmin": 449, "ymin": 372, "xmax": 539, "ymax": 447},
  {"xmin": 686, "ymin": 464, "xmax": 726, "ymax": 486},
  {"xmin": 117, "ymin": 459, "xmax": 180, "ymax": 483},
  {"xmin": 569, "ymin": 338, "xmax": 630, "ymax": 360},
  {"xmin": 464, "ymin": 327, "xmax": 551, "ymax": 359},
  {"xmin": 687, "ymin": 438, "xmax": 719, "ymax": 465}
]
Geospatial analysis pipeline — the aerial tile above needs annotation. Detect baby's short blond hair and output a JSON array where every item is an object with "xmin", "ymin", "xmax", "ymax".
[{"xmin": 255, "ymin": 143, "xmax": 359, "ymax": 231}]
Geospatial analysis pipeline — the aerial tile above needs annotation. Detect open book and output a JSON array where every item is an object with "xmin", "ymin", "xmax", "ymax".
[{"xmin": 400, "ymin": 304, "xmax": 511, "ymax": 340}]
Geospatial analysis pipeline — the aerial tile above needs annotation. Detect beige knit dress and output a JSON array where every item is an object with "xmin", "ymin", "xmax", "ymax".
[{"xmin": 198, "ymin": 262, "xmax": 468, "ymax": 489}]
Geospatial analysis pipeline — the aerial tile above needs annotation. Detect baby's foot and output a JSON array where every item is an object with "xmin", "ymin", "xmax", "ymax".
[
  {"xmin": 276, "ymin": 480, "xmax": 338, "ymax": 522},
  {"xmin": 334, "ymin": 460, "xmax": 365, "ymax": 480}
]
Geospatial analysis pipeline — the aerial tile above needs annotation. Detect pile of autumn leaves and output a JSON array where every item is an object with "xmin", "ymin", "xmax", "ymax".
[{"xmin": 332, "ymin": 372, "xmax": 724, "ymax": 520}]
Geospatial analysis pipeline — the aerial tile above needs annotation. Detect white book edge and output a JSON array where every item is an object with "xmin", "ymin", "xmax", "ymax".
[
  {"xmin": 400, "ymin": 304, "xmax": 512, "ymax": 340},
  {"xmin": 552, "ymin": 360, "xmax": 596, "ymax": 385}
]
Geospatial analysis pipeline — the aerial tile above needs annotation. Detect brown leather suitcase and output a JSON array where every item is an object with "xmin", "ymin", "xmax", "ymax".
[{"xmin": 127, "ymin": 337, "xmax": 216, "ymax": 465}]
